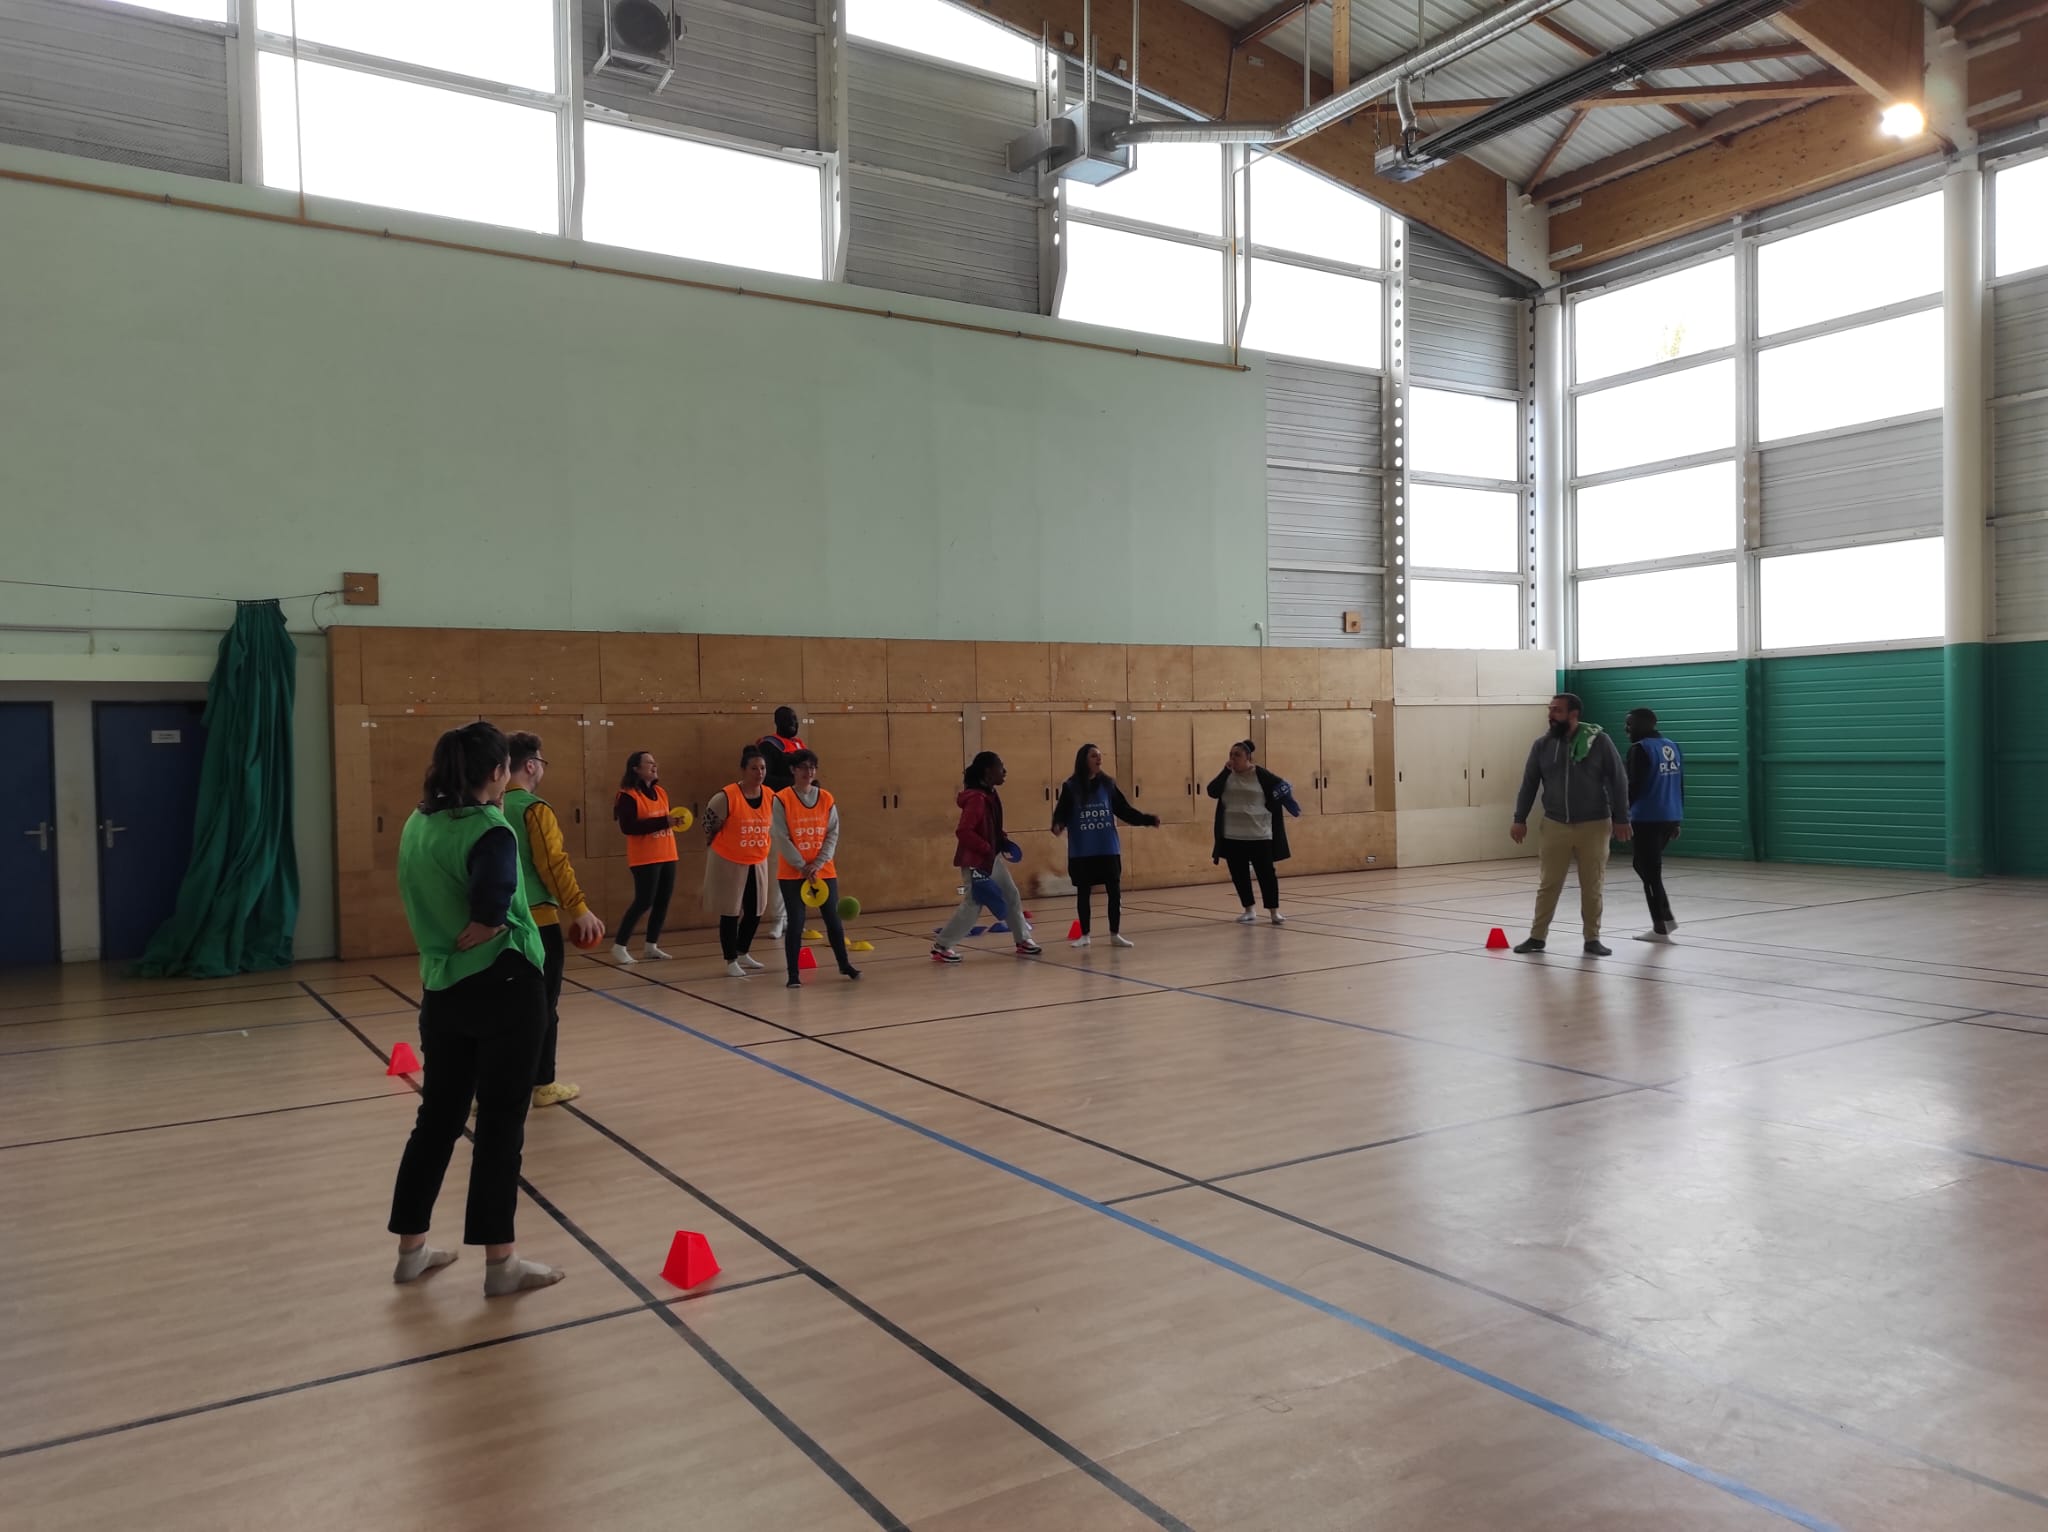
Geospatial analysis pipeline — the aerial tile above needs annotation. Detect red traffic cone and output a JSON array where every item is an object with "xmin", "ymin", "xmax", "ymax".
[
  {"xmin": 1068, "ymin": 919, "xmax": 1083, "ymax": 940},
  {"xmin": 662, "ymin": 1231, "xmax": 720, "ymax": 1290},
  {"xmin": 1485, "ymin": 928, "xmax": 1510, "ymax": 950},
  {"xmin": 386, "ymin": 1041, "xmax": 421, "ymax": 1075},
  {"xmin": 797, "ymin": 947, "xmax": 817, "ymax": 971}
]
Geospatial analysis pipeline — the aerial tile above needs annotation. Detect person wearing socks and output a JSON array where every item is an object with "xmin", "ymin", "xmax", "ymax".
[
  {"xmin": 700, "ymin": 744, "xmax": 774, "ymax": 978},
  {"xmin": 387, "ymin": 721, "xmax": 562, "ymax": 1297},
  {"xmin": 932, "ymin": 751, "xmax": 1041, "ymax": 962},
  {"xmin": 1207, "ymin": 739, "xmax": 1298, "ymax": 924},
  {"xmin": 501, "ymin": 733, "xmax": 604, "ymax": 1108},
  {"xmin": 1050, "ymin": 742, "xmax": 1158, "ymax": 948},
  {"xmin": 772, "ymin": 749, "xmax": 860, "ymax": 987},
  {"xmin": 756, "ymin": 706, "xmax": 806, "ymax": 944},
  {"xmin": 612, "ymin": 750, "xmax": 678, "ymax": 964}
]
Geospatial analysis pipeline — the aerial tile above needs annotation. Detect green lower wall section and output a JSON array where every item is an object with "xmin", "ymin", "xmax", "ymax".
[
  {"xmin": 1991, "ymin": 641, "xmax": 2048, "ymax": 876},
  {"xmin": 1567, "ymin": 648, "xmax": 1950, "ymax": 872}
]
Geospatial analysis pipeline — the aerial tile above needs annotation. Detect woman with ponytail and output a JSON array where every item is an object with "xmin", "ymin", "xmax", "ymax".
[
  {"xmin": 1206, "ymin": 738, "xmax": 1298, "ymax": 924},
  {"xmin": 386, "ymin": 721, "xmax": 564, "ymax": 1298}
]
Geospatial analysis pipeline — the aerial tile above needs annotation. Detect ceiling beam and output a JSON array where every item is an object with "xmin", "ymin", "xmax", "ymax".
[
  {"xmin": 1575, "ymin": 78, "xmax": 1859, "ymax": 104},
  {"xmin": 1955, "ymin": 0, "xmax": 2048, "ymax": 41},
  {"xmin": 1329, "ymin": 0, "xmax": 1348, "ymax": 89},
  {"xmin": 1547, "ymin": 95, "xmax": 1933, "ymax": 270},
  {"xmin": 1529, "ymin": 99, "xmax": 1807, "ymax": 201},
  {"xmin": 1535, "ymin": 13, "xmax": 1703, "ymax": 129},
  {"xmin": 1775, "ymin": 0, "xmax": 1924, "ymax": 104},
  {"xmin": 1527, "ymin": 107, "xmax": 1589, "ymax": 187},
  {"xmin": 1232, "ymin": 0, "xmax": 1312, "ymax": 51},
  {"xmin": 1666, "ymin": 43, "xmax": 1815, "ymax": 67},
  {"xmin": 967, "ymin": 0, "xmax": 1514, "ymax": 263}
]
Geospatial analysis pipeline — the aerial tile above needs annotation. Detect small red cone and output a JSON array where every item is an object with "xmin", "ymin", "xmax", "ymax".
[
  {"xmin": 797, "ymin": 947, "xmax": 817, "ymax": 971},
  {"xmin": 1068, "ymin": 919, "xmax": 1083, "ymax": 940},
  {"xmin": 386, "ymin": 1041, "xmax": 421, "ymax": 1075},
  {"xmin": 662, "ymin": 1230, "xmax": 720, "ymax": 1290},
  {"xmin": 1484, "ymin": 928, "xmax": 1510, "ymax": 950}
]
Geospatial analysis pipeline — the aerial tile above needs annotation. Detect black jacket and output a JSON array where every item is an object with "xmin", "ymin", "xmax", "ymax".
[
  {"xmin": 1050, "ymin": 775, "xmax": 1158, "ymax": 835},
  {"xmin": 1206, "ymin": 766, "xmax": 1292, "ymax": 865}
]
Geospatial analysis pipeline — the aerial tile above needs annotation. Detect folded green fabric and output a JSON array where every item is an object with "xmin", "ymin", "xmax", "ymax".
[{"xmin": 1569, "ymin": 722, "xmax": 1607, "ymax": 763}]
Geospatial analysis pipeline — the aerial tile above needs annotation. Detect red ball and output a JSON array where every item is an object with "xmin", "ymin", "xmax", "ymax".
[{"xmin": 571, "ymin": 926, "xmax": 603, "ymax": 951}]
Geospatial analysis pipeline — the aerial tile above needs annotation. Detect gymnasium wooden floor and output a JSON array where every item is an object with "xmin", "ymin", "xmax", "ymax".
[{"xmin": 6, "ymin": 859, "xmax": 2048, "ymax": 1531}]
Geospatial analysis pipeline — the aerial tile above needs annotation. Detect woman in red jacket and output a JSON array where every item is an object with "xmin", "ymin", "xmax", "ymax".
[{"xmin": 931, "ymin": 751, "xmax": 1040, "ymax": 962}]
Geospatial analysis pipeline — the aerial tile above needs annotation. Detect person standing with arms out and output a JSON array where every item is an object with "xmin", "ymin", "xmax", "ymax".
[
  {"xmin": 1207, "ymin": 739, "xmax": 1298, "ymax": 925},
  {"xmin": 611, "ymin": 750, "xmax": 678, "ymax": 965},
  {"xmin": 932, "ymin": 751, "xmax": 1041, "ymax": 962},
  {"xmin": 756, "ymin": 706, "xmax": 806, "ymax": 944},
  {"xmin": 1509, "ymin": 693, "xmax": 1633, "ymax": 958},
  {"xmin": 387, "ymin": 721, "xmax": 563, "ymax": 1297},
  {"xmin": 1051, "ymin": 742, "xmax": 1158, "ymax": 948},
  {"xmin": 701, "ymin": 744, "xmax": 775, "ymax": 978},
  {"xmin": 1623, "ymin": 707, "xmax": 1684, "ymax": 943},
  {"xmin": 771, "ymin": 748, "xmax": 861, "ymax": 987},
  {"xmin": 502, "ymin": 734, "xmax": 604, "ymax": 1108}
]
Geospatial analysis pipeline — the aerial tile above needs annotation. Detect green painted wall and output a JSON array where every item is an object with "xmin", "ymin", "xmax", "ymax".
[
  {"xmin": 1990, "ymin": 640, "xmax": 2048, "ymax": 875},
  {"xmin": 1567, "ymin": 648, "xmax": 1949, "ymax": 871}
]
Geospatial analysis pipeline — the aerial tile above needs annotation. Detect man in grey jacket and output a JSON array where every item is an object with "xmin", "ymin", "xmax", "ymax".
[{"xmin": 1509, "ymin": 693, "xmax": 1633, "ymax": 957}]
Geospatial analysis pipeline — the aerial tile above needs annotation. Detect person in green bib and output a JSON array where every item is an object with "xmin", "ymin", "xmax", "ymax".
[{"xmin": 387, "ymin": 721, "xmax": 564, "ymax": 1298}]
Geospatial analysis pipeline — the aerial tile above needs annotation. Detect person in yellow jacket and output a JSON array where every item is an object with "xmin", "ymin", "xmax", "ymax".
[{"xmin": 502, "ymin": 733, "xmax": 604, "ymax": 1107}]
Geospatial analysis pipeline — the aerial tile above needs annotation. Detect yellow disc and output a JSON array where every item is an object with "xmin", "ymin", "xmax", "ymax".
[
  {"xmin": 669, "ymin": 805, "xmax": 694, "ymax": 831},
  {"xmin": 800, "ymin": 877, "xmax": 830, "ymax": 908}
]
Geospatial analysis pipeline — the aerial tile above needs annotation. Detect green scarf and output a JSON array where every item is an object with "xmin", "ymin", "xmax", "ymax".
[{"xmin": 1568, "ymin": 722, "xmax": 1607, "ymax": 763}]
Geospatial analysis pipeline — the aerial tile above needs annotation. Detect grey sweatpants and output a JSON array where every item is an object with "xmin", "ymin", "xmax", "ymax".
[{"xmin": 935, "ymin": 861, "xmax": 1033, "ymax": 948}]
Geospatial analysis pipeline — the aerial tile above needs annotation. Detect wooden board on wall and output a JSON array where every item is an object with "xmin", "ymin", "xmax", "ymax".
[
  {"xmin": 361, "ymin": 628, "xmax": 481, "ymax": 705},
  {"xmin": 1128, "ymin": 645, "xmax": 1193, "ymax": 703},
  {"xmin": 1192, "ymin": 646, "xmax": 1261, "ymax": 702},
  {"xmin": 600, "ymin": 633, "xmax": 700, "ymax": 703},
  {"xmin": 329, "ymin": 627, "xmax": 363, "ymax": 706},
  {"xmin": 1051, "ymin": 644, "xmax": 1126, "ymax": 702},
  {"xmin": 1261, "ymin": 711, "xmax": 1323, "ymax": 816},
  {"xmin": 1260, "ymin": 648, "xmax": 1321, "ymax": 705},
  {"xmin": 1320, "ymin": 648, "xmax": 1388, "ymax": 703},
  {"xmin": 699, "ymin": 634, "xmax": 803, "ymax": 703},
  {"xmin": 803, "ymin": 638, "xmax": 888, "ymax": 704},
  {"xmin": 888, "ymin": 640, "xmax": 977, "ymax": 702},
  {"xmin": 977, "ymin": 643, "xmax": 1051, "ymax": 703},
  {"xmin": 981, "ymin": 712, "xmax": 1055, "ymax": 818},
  {"xmin": 1319, "ymin": 710, "xmax": 1379, "ymax": 816},
  {"xmin": 478, "ymin": 631, "xmax": 602, "ymax": 704}
]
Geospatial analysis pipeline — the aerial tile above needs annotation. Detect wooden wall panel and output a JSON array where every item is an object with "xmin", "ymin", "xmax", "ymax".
[
  {"xmin": 699, "ymin": 634, "xmax": 803, "ymax": 702},
  {"xmin": 1260, "ymin": 648, "xmax": 1320, "ymax": 704},
  {"xmin": 1319, "ymin": 648, "xmax": 1384, "ymax": 703},
  {"xmin": 328, "ymin": 627, "xmax": 363, "ymax": 706},
  {"xmin": 332, "ymin": 706, "xmax": 373, "ymax": 876},
  {"xmin": 802, "ymin": 638, "xmax": 889, "ymax": 704},
  {"xmin": 1051, "ymin": 712, "xmax": 1117, "ymax": 783},
  {"xmin": 478, "ymin": 631, "xmax": 602, "ymax": 704},
  {"xmin": 1125, "ymin": 820, "xmax": 1226, "ymax": 891},
  {"xmin": 1127, "ymin": 645, "xmax": 1193, "ymax": 702},
  {"xmin": 360, "ymin": 628, "xmax": 481, "ymax": 705},
  {"xmin": 887, "ymin": 640, "xmax": 977, "ymax": 702},
  {"xmin": 1191, "ymin": 711, "xmax": 1254, "ymax": 791},
  {"xmin": 1192, "ymin": 646, "xmax": 1260, "ymax": 701},
  {"xmin": 1051, "ymin": 644, "xmax": 1126, "ymax": 702},
  {"xmin": 1287, "ymin": 813, "xmax": 1392, "ymax": 876},
  {"xmin": 1261, "ymin": 711, "xmax": 1323, "ymax": 815},
  {"xmin": 1319, "ymin": 710, "xmax": 1379, "ymax": 816},
  {"xmin": 600, "ymin": 633, "xmax": 700, "ymax": 703},
  {"xmin": 976, "ymin": 643, "xmax": 1051, "ymax": 703}
]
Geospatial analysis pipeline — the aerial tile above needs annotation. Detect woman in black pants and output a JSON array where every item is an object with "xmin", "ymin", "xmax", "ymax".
[
  {"xmin": 1207, "ymin": 739, "xmax": 1299, "ymax": 925},
  {"xmin": 1050, "ymin": 742, "xmax": 1158, "ymax": 947},
  {"xmin": 612, "ymin": 749, "xmax": 679, "ymax": 964},
  {"xmin": 387, "ymin": 721, "xmax": 563, "ymax": 1297}
]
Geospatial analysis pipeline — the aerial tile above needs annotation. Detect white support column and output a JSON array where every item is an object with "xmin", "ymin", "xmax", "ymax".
[
  {"xmin": 1943, "ymin": 158, "xmax": 1989, "ymax": 877},
  {"xmin": 1530, "ymin": 293, "xmax": 1566, "ymax": 661}
]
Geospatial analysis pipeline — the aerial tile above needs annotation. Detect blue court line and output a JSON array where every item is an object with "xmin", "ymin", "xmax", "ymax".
[{"xmin": 587, "ymin": 984, "xmax": 1838, "ymax": 1532}]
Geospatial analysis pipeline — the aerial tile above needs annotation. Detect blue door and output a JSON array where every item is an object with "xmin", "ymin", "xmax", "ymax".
[
  {"xmin": 0, "ymin": 703, "xmax": 60, "ymax": 965},
  {"xmin": 94, "ymin": 701, "xmax": 210, "ymax": 963}
]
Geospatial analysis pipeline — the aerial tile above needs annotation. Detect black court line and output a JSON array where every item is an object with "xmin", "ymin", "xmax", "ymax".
[
  {"xmin": 0, "ymin": 1015, "xmax": 333, "ymax": 1056},
  {"xmin": 0, "ymin": 983, "xmax": 332, "ymax": 1026},
  {"xmin": 589, "ymin": 959, "xmax": 2048, "ymax": 1517},
  {"xmin": 0, "ymin": 1272, "xmax": 802, "ymax": 1463},
  {"xmin": 0, "ymin": 1091, "xmax": 406, "ymax": 1153},
  {"xmin": 300, "ymin": 985, "xmax": 909, "ymax": 1532},
  {"xmin": 1958, "ymin": 1015, "xmax": 2048, "ymax": 1037}
]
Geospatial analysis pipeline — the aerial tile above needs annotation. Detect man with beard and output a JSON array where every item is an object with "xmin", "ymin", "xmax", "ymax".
[
  {"xmin": 1509, "ymin": 693, "xmax": 1633, "ymax": 957},
  {"xmin": 1623, "ymin": 707, "xmax": 1684, "ymax": 942}
]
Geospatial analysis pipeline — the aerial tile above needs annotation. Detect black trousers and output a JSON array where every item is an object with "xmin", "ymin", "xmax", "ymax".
[
  {"xmin": 1069, "ymin": 853, "xmax": 1123, "ymax": 935},
  {"xmin": 535, "ymin": 922, "xmax": 564, "ymax": 1087},
  {"xmin": 618, "ymin": 860, "xmax": 676, "ymax": 945},
  {"xmin": 388, "ymin": 948, "xmax": 546, "ymax": 1246},
  {"xmin": 1632, "ymin": 821, "xmax": 1680, "ymax": 930},
  {"xmin": 719, "ymin": 873, "xmax": 761, "ymax": 962},
  {"xmin": 780, "ymin": 876, "xmax": 853, "ymax": 978},
  {"xmin": 1223, "ymin": 843, "xmax": 1281, "ymax": 910}
]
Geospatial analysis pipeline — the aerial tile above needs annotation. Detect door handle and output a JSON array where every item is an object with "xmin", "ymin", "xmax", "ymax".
[
  {"xmin": 23, "ymin": 821, "xmax": 52, "ymax": 852},
  {"xmin": 100, "ymin": 819, "xmax": 127, "ymax": 850}
]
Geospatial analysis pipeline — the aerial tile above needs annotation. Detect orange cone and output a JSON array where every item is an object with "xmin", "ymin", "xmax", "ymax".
[
  {"xmin": 661, "ymin": 1231, "xmax": 720, "ymax": 1290},
  {"xmin": 1485, "ymin": 928, "xmax": 1510, "ymax": 950},
  {"xmin": 797, "ymin": 947, "xmax": 817, "ymax": 971},
  {"xmin": 386, "ymin": 1041, "xmax": 421, "ymax": 1075}
]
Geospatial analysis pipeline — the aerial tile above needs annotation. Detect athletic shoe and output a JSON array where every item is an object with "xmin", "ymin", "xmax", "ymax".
[
  {"xmin": 786, "ymin": 978, "xmax": 801, "ymax": 989},
  {"xmin": 725, "ymin": 960, "xmax": 748, "ymax": 978},
  {"xmin": 738, "ymin": 954, "xmax": 764, "ymax": 971},
  {"xmin": 1015, "ymin": 940, "xmax": 1043, "ymax": 956},
  {"xmin": 840, "ymin": 966, "xmax": 862, "ymax": 980},
  {"xmin": 1513, "ymin": 938, "xmax": 1546, "ymax": 954},
  {"xmin": 531, "ymin": 1081, "xmax": 581, "ymax": 1108},
  {"xmin": 1236, "ymin": 910, "xmax": 1257, "ymax": 924},
  {"xmin": 1583, "ymin": 941, "xmax": 1612, "ymax": 957},
  {"xmin": 1633, "ymin": 931, "xmax": 1674, "ymax": 944},
  {"xmin": 930, "ymin": 946, "xmax": 963, "ymax": 963},
  {"xmin": 1070, "ymin": 935, "xmax": 1092, "ymax": 949},
  {"xmin": 1110, "ymin": 934, "xmax": 1135, "ymax": 949},
  {"xmin": 611, "ymin": 944, "xmax": 637, "ymax": 965},
  {"xmin": 1666, "ymin": 920, "xmax": 1681, "ymax": 932},
  {"xmin": 645, "ymin": 944, "xmax": 673, "ymax": 961},
  {"xmin": 1269, "ymin": 911, "xmax": 1286, "ymax": 925}
]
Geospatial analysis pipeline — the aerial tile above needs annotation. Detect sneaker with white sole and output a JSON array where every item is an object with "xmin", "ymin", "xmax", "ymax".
[
  {"xmin": 1269, "ymin": 911, "xmax": 1286, "ymax": 925},
  {"xmin": 1110, "ymin": 933, "xmax": 1135, "ymax": 949},
  {"xmin": 611, "ymin": 944, "xmax": 637, "ymax": 965},
  {"xmin": 1070, "ymin": 935, "xmax": 1092, "ymax": 949},
  {"xmin": 1235, "ymin": 910, "xmax": 1257, "ymax": 924},
  {"xmin": 1015, "ymin": 940, "xmax": 1043, "ymax": 956},
  {"xmin": 1634, "ymin": 931, "xmax": 1674, "ymax": 944},
  {"xmin": 930, "ymin": 945, "xmax": 963, "ymax": 963},
  {"xmin": 737, "ymin": 954, "xmax": 764, "ymax": 971},
  {"xmin": 724, "ymin": 960, "xmax": 748, "ymax": 978},
  {"xmin": 531, "ymin": 1081, "xmax": 581, "ymax": 1108},
  {"xmin": 645, "ymin": 944, "xmax": 673, "ymax": 961}
]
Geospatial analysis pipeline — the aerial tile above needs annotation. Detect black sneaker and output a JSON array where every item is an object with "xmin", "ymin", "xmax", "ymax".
[
  {"xmin": 1513, "ymin": 938, "xmax": 1546, "ymax": 954},
  {"xmin": 841, "ymin": 966, "xmax": 862, "ymax": 981},
  {"xmin": 1583, "ymin": 940, "xmax": 1612, "ymax": 957}
]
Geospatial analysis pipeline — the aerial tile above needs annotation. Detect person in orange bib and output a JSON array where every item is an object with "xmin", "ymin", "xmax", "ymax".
[
  {"xmin": 612, "ymin": 750, "xmax": 678, "ymax": 964},
  {"xmin": 699, "ymin": 744, "xmax": 774, "ymax": 977},
  {"xmin": 771, "ymin": 749, "xmax": 860, "ymax": 988}
]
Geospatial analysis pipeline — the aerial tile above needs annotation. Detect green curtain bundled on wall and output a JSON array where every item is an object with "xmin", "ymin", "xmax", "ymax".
[{"xmin": 135, "ymin": 600, "xmax": 300, "ymax": 977}]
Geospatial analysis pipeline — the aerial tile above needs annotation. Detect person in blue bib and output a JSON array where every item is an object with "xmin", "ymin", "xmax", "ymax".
[
  {"xmin": 1050, "ymin": 743, "xmax": 1160, "ymax": 948},
  {"xmin": 1624, "ymin": 707, "xmax": 1685, "ymax": 943}
]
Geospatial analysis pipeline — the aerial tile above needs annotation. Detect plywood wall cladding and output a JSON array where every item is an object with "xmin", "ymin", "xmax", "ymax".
[
  {"xmin": 1127, "ymin": 645, "xmax": 1193, "ymax": 703},
  {"xmin": 1192, "ymin": 646, "xmax": 1261, "ymax": 703},
  {"xmin": 598, "ymin": 632, "xmax": 700, "ymax": 703},
  {"xmin": 976, "ymin": 643, "xmax": 1051, "ymax": 703},
  {"xmin": 699, "ymin": 634, "xmax": 803, "ymax": 703},
  {"xmin": 360, "ymin": 627, "xmax": 482, "ymax": 705},
  {"xmin": 886, "ymin": 639, "xmax": 977, "ymax": 702},
  {"xmin": 477, "ymin": 630, "xmax": 602, "ymax": 704},
  {"xmin": 1051, "ymin": 644, "xmax": 1126, "ymax": 703},
  {"xmin": 802, "ymin": 638, "xmax": 888, "ymax": 705}
]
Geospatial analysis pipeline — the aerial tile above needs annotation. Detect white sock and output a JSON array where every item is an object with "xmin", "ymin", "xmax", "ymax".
[
  {"xmin": 393, "ymin": 1244, "xmax": 457, "ymax": 1284},
  {"xmin": 484, "ymin": 1252, "xmax": 565, "ymax": 1297}
]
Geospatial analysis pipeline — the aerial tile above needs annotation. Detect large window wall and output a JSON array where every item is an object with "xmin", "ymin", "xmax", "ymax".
[{"xmin": 1567, "ymin": 183, "xmax": 1947, "ymax": 667}]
